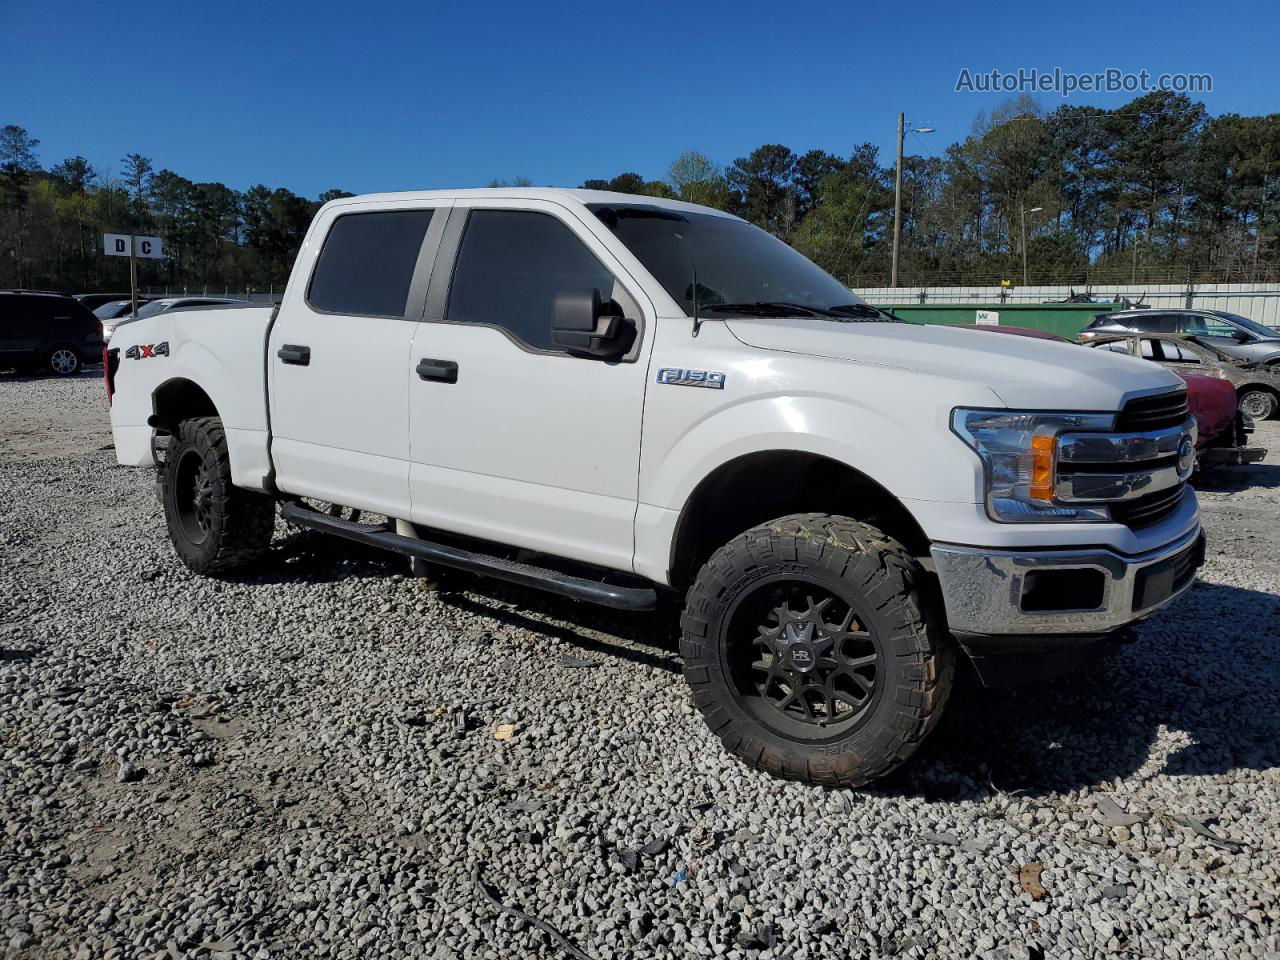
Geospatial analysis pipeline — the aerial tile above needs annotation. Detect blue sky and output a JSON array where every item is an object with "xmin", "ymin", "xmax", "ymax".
[{"xmin": 3, "ymin": 0, "xmax": 1277, "ymax": 198}]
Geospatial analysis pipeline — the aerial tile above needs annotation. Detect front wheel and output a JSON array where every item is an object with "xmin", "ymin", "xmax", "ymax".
[
  {"xmin": 1239, "ymin": 388, "xmax": 1277, "ymax": 421},
  {"xmin": 162, "ymin": 417, "xmax": 276, "ymax": 575},
  {"xmin": 680, "ymin": 514, "xmax": 954, "ymax": 788}
]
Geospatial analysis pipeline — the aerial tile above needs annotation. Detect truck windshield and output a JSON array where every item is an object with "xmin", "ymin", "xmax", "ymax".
[{"xmin": 589, "ymin": 204, "xmax": 898, "ymax": 322}]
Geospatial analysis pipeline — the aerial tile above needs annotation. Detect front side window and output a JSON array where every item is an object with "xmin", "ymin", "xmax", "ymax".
[
  {"xmin": 308, "ymin": 210, "xmax": 434, "ymax": 317},
  {"xmin": 446, "ymin": 210, "xmax": 618, "ymax": 351},
  {"xmin": 1184, "ymin": 314, "xmax": 1242, "ymax": 338}
]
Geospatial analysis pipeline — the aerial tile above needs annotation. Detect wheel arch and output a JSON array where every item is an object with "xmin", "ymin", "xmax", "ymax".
[
  {"xmin": 667, "ymin": 449, "xmax": 931, "ymax": 589},
  {"xmin": 152, "ymin": 376, "xmax": 220, "ymax": 425}
]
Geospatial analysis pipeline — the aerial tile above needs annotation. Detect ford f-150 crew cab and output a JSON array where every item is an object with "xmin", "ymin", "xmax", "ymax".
[{"xmin": 106, "ymin": 189, "xmax": 1206, "ymax": 787}]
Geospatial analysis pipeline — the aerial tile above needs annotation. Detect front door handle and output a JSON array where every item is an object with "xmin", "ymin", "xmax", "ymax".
[
  {"xmin": 278, "ymin": 344, "xmax": 311, "ymax": 366},
  {"xmin": 417, "ymin": 358, "xmax": 458, "ymax": 383}
]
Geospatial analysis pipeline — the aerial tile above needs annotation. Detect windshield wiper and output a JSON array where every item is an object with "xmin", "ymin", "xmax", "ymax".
[
  {"xmin": 701, "ymin": 301, "xmax": 899, "ymax": 321},
  {"xmin": 701, "ymin": 301, "xmax": 829, "ymax": 318},
  {"xmin": 825, "ymin": 303, "xmax": 898, "ymax": 321}
]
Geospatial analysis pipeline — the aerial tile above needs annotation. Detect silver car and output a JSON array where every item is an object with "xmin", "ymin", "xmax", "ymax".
[
  {"xmin": 103, "ymin": 296, "xmax": 244, "ymax": 339},
  {"xmin": 1079, "ymin": 308, "xmax": 1280, "ymax": 366}
]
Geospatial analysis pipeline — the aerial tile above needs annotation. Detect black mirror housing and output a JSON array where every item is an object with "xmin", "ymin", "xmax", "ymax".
[{"xmin": 552, "ymin": 289, "xmax": 631, "ymax": 358}]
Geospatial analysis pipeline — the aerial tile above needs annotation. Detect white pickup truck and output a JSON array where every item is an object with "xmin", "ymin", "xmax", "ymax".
[{"xmin": 106, "ymin": 188, "xmax": 1205, "ymax": 787}]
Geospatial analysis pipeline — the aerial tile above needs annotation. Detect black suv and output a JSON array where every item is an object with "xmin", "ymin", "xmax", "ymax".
[{"xmin": 0, "ymin": 291, "xmax": 105, "ymax": 376}]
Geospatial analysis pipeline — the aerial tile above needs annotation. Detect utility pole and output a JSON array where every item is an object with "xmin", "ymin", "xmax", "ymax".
[
  {"xmin": 1021, "ymin": 205, "xmax": 1042, "ymax": 286},
  {"xmin": 891, "ymin": 112, "xmax": 904, "ymax": 288},
  {"xmin": 1254, "ymin": 159, "xmax": 1269, "ymax": 282}
]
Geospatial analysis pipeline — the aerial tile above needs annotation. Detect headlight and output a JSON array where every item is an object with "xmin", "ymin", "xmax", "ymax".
[{"xmin": 952, "ymin": 408, "xmax": 1115, "ymax": 522}]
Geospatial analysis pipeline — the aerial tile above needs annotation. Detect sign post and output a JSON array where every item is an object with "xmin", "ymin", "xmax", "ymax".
[
  {"xmin": 129, "ymin": 239, "xmax": 137, "ymax": 319},
  {"xmin": 103, "ymin": 234, "xmax": 165, "ymax": 316}
]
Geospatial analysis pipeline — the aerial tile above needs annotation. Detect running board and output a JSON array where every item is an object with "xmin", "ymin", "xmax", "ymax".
[{"xmin": 279, "ymin": 501, "xmax": 657, "ymax": 612}]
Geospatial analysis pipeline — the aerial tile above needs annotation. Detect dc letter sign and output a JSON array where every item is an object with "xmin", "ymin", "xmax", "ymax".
[{"xmin": 103, "ymin": 234, "xmax": 165, "ymax": 259}]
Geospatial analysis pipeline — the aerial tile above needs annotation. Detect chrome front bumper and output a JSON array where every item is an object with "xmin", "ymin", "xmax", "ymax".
[{"xmin": 931, "ymin": 523, "xmax": 1205, "ymax": 636}]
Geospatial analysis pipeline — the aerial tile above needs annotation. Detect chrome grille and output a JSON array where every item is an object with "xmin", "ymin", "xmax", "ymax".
[
  {"xmin": 1112, "ymin": 485, "xmax": 1187, "ymax": 528},
  {"xmin": 1115, "ymin": 390, "xmax": 1190, "ymax": 432},
  {"xmin": 1056, "ymin": 390, "xmax": 1193, "ymax": 530}
]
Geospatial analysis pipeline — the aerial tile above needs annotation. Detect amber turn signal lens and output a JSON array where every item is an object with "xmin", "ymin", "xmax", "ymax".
[{"xmin": 1029, "ymin": 434, "xmax": 1055, "ymax": 502}]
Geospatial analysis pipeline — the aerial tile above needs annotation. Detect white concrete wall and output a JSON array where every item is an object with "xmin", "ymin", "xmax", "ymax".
[{"xmin": 855, "ymin": 283, "xmax": 1280, "ymax": 328}]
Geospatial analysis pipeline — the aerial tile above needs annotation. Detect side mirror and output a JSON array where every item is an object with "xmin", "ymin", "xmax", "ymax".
[
  {"xmin": 1233, "ymin": 329, "xmax": 1252, "ymax": 343},
  {"xmin": 551, "ymin": 289, "xmax": 632, "ymax": 358}
]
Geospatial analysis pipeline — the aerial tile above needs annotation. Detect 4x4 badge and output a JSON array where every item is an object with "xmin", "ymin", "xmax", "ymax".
[
  {"xmin": 125, "ymin": 342, "xmax": 169, "ymax": 360},
  {"xmin": 657, "ymin": 367, "xmax": 725, "ymax": 389}
]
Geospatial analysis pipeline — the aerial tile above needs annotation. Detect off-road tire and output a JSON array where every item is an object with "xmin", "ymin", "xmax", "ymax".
[
  {"xmin": 680, "ymin": 513, "xmax": 954, "ymax": 788},
  {"xmin": 162, "ymin": 416, "xmax": 275, "ymax": 575}
]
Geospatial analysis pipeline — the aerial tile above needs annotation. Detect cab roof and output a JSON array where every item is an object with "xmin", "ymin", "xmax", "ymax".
[{"xmin": 319, "ymin": 187, "xmax": 745, "ymax": 222}]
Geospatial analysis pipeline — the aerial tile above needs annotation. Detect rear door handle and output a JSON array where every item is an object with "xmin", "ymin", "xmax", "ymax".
[
  {"xmin": 277, "ymin": 344, "xmax": 311, "ymax": 366},
  {"xmin": 417, "ymin": 358, "xmax": 458, "ymax": 383}
]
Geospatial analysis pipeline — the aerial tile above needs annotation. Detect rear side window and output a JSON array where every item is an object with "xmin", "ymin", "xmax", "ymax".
[
  {"xmin": 1132, "ymin": 313, "xmax": 1177, "ymax": 334},
  {"xmin": 446, "ymin": 210, "xmax": 616, "ymax": 351},
  {"xmin": 308, "ymin": 210, "xmax": 434, "ymax": 317},
  {"xmin": 31, "ymin": 297, "xmax": 93, "ymax": 326},
  {"xmin": 0, "ymin": 296, "xmax": 28, "ymax": 324},
  {"xmin": 1157, "ymin": 339, "xmax": 1200, "ymax": 362}
]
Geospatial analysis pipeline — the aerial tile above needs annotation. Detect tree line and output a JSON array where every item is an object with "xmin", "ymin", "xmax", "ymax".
[{"xmin": 2, "ymin": 90, "xmax": 1277, "ymax": 294}]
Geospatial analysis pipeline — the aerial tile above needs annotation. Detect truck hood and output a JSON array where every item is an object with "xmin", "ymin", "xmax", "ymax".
[{"xmin": 724, "ymin": 317, "xmax": 1184, "ymax": 411}]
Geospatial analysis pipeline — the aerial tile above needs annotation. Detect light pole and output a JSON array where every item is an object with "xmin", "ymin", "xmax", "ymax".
[
  {"xmin": 891, "ymin": 114, "xmax": 934, "ymax": 287},
  {"xmin": 1021, "ymin": 205, "xmax": 1043, "ymax": 286}
]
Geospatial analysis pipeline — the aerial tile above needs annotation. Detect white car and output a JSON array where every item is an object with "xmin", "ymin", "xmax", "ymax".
[
  {"xmin": 104, "ymin": 188, "xmax": 1204, "ymax": 787},
  {"xmin": 102, "ymin": 296, "xmax": 244, "ymax": 340}
]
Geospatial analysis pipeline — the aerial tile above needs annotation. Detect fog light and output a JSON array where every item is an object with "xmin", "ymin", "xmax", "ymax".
[{"xmin": 1020, "ymin": 568, "xmax": 1105, "ymax": 613}]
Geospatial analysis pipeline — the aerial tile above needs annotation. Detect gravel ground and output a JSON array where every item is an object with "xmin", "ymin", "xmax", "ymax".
[{"xmin": 2, "ymin": 372, "xmax": 1278, "ymax": 960}]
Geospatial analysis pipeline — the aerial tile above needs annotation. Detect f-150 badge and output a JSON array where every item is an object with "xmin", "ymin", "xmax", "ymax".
[
  {"xmin": 657, "ymin": 367, "xmax": 725, "ymax": 389},
  {"xmin": 125, "ymin": 342, "xmax": 169, "ymax": 360}
]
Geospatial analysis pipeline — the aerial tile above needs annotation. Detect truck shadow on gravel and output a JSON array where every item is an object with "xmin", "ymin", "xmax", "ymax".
[
  {"xmin": 902, "ymin": 580, "xmax": 1280, "ymax": 799},
  {"xmin": 247, "ymin": 530, "xmax": 1277, "ymax": 798},
  {"xmin": 447, "ymin": 576, "xmax": 1280, "ymax": 799},
  {"xmin": 240, "ymin": 530, "xmax": 685, "ymax": 671},
  {"xmin": 437, "ymin": 577, "xmax": 1280, "ymax": 799},
  {"xmin": 235, "ymin": 529, "xmax": 407, "ymax": 584}
]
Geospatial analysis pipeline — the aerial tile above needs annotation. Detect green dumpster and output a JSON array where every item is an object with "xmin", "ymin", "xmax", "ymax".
[{"xmin": 869, "ymin": 302, "xmax": 1129, "ymax": 340}]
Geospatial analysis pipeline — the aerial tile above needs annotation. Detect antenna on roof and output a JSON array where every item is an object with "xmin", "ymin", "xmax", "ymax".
[{"xmin": 691, "ymin": 267, "xmax": 702, "ymax": 338}]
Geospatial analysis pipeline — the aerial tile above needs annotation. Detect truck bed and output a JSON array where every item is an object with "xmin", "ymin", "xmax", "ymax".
[{"xmin": 107, "ymin": 304, "xmax": 276, "ymax": 490}]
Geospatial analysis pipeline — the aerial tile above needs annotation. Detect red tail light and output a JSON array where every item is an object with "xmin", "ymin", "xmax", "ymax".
[{"xmin": 103, "ymin": 347, "xmax": 118, "ymax": 406}]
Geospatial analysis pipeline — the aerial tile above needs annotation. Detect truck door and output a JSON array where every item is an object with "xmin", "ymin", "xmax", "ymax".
[
  {"xmin": 407, "ymin": 201, "xmax": 654, "ymax": 574},
  {"xmin": 268, "ymin": 202, "xmax": 450, "ymax": 517}
]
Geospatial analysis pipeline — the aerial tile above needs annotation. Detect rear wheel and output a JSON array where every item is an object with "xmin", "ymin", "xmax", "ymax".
[
  {"xmin": 46, "ymin": 346, "xmax": 80, "ymax": 376},
  {"xmin": 1239, "ymin": 388, "xmax": 1277, "ymax": 421},
  {"xmin": 162, "ymin": 417, "xmax": 275, "ymax": 574},
  {"xmin": 681, "ymin": 513, "xmax": 954, "ymax": 788}
]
